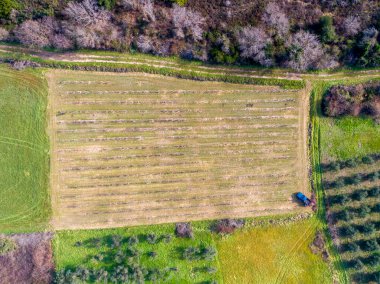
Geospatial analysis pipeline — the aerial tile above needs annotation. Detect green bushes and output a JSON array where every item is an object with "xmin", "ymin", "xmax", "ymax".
[
  {"xmin": 319, "ymin": 16, "xmax": 337, "ymax": 43},
  {"xmin": 0, "ymin": 0, "xmax": 17, "ymax": 19}
]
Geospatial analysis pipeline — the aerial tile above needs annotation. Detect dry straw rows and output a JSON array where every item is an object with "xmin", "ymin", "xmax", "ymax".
[{"xmin": 47, "ymin": 71, "xmax": 309, "ymax": 229}]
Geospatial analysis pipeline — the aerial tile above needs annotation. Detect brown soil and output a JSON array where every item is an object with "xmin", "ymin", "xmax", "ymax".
[{"xmin": 0, "ymin": 233, "xmax": 54, "ymax": 284}]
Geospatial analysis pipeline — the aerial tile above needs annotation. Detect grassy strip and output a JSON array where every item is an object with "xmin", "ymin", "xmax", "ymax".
[
  {"xmin": 0, "ymin": 51, "xmax": 305, "ymax": 89},
  {"xmin": 0, "ymin": 64, "xmax": 50, "ymax": 233}
]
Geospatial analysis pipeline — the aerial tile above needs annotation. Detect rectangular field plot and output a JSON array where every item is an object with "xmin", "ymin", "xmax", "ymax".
[{"xmin": 47, "ymin": 70, "xmax": 309, "ymax": 229}]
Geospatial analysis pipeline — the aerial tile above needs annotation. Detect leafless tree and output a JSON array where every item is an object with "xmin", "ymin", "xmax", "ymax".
[
  {"xmin": 120, "ymin": 0, "xmax": 155, "ymax": 22},
  {"xmin": 237, "ymin": 26, "xmax": 273, "ymax": 67},
  {"xmin": 0, "ymin": 28, "xmax": 9, "ymax": 41},
  {"xmin": 285, "ymin": 30, "xmax": 338, "ymax": 70},
  {"xmin": 172, "ymin": 5, "xmax": 204, "ymax": 41},
  {"xmin": 63, "ymin": 0, "xmax": 120, "ymax": 49},
  {"xmin": 360, "ymin": 27, "xmax": 378, "ymax": 48},
  {"xmin": 51, "ymin": 34, "xmax": 73, "ymax": 50},
  {"xmin": 14, "ymin": 18, "xmax": 53, "ymax": 48},
  {"xmin": 136, "ymin": 35, "xmax": 153, "ymax": 53},
  {"xmin": 342, "ymin": 16, "xmax": 361, "ymax": 37},
  {"xmin": 262, "ymin": 2, "xmax": 289, "ymax": 38}
]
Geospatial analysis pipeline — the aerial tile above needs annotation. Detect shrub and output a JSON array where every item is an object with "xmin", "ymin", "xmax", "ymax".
[
  {"xmin": 110, "ymin": 235, "xmax": 122, "ymax": 248},
  {"xmin": 368, "ymin": 187, "xmax": 380, "ymax": 197},
  {"xmin": 98, "ymin": 0, "xmax": 116, "ymax": 10},
  {"xmin": 0, "ymin": 237, "xmax": 17, "ymax": 255},
  {"xmin": 146, "ymin": 233, "xmax": 158, "ymax": 244},
  {"xmin": 362, "ymin": 156, "xmax": 375, "ymax": 164},
  {"xmin": 128, "ymin": 235, "xmax": 139, "ymax": 246},
  {"xmin": 372, "ymin": 203, "xmax": 380, "ymax": 213},
  {"xmin": 201, "ymin": 246, "xmax": 217, "ymax": 260},
  {"xmin": 346, "ymin": 174, "xmax": 362, "ymax": 185},
  {"xmin": 351, "ymin": 259, "xmax": 364, "ymax": 270},
  {"xmin": 175, "ymin": 223, "xmax": 193, "ymax": 238},
  {"xmin": 357, "ymin": 205, "xmax": 371, "ymax": 218},
  {"xmin": 370, "ymin": 171, "xmax": 380, "ymax": 182},
  {"xmin": 162, "ymin": 234, "xmax": 172, "ymax": 243},
  {"xmin": 365, "ymin": 254, "xmax": 380, "ymax": 266},
  {"xmin": 182, "ymin": 246, "xmax": 201, "ymax": 260},
  {"xmin": 340, "ymin": 225, "xmax": 357, "ymax": 237},
  {"xmin": 360, "ymin": 223, "xmax": 376, "ymax": 235},
  {"xmin": 342, "ymin": 242, "xmax": 359, "ymax": 252},
  {"xmin": 345, "ymin": 158, "xmax": 358, "ymax": 168},
  {"xmin": 212, "ymin": 219, "xmax": 245, "ymax": 234},
  {"xmin": 361, "ymin": 240, "xmax": 380, "ymax": 251},
  {"xmin": 147, "ymin": 251, "xmax": 157, "ymax": 258},
  {"xmin": 335, "ymin": 210, "xmax": 351, "ymax": 221},
  {"xmin": 352, "ymin": 190, "xmax": 368, "ymax": 201}
]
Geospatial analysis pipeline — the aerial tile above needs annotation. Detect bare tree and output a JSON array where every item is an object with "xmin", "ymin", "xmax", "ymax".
[
  {"xmin": 14, "ymin": 18, "xmax": 54, "ymax": 48},
  {"xmin": 262, "ymin": 2, "xmax": 289, "ymax": 38},
  {"xmin": 237, "ymin": 26, "xmax": 273, "ymax": 67},
  {"xmin": 360, "ymin": 27, "xmax": 378, "ymax": 48},
  {"xmin": 51, "ymin": 34, "xmax": 73, "ymax": 50},
  {"xmin": 120, "ymin": 0, "xmax": 155, "ymax": 22},
  {"xmin": 172, "ymin": 5, "xmax": 204, "ymax": 41},
  {"xmin": 342, "ymin": 16, "xmax": 361, "ymax": 37},
  {"xmin": 136, "ymin": 35, "xmax": 153, "ymax": 53},
  {"xmin": 63, "ymin": 0, "xmax": 120, "ymax": 49},
  {"xmin": 0, "ymin": 28, "xmax": 9, "ymax": 41},
  {"xmin": 284, "ymin": 31, "xmax": 338, "ymax": 70}
]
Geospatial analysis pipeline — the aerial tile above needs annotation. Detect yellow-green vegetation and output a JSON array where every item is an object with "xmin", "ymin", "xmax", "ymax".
[
  {"xmin": 0, "ymin": 236, "xmax": 17, "ymax": 255},
  {"xmin": 0, "ymin": 65, "xmax": 50, "ymax": 233},
  {"xmin": 216, "ymin": 219, "xmax": 333, "ymax": 284},
  {"xmin": 47, "ymin": 70, "xmax": 309, "ymax": 230},
  {"xmin": 53, "ymin": 222, "xmax": 222, "ymax": 283}
]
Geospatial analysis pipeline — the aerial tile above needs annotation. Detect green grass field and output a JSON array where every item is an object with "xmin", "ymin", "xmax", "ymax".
[
  {"xmin": 216, "ymin": 218, "xmax": 333, "ymax": 284},
  {"xmin": 54, "ymin": 221, "xmax": 222, "ymax": 283},
  {"xmin": 0, "ymin": 65, "xmax": 50, "ymax": 233}
]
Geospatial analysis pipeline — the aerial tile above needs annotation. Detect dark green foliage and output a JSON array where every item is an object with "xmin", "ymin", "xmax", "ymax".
[
  {"xmin": 351, "ymin": 259, "xmax": 364, "ymax": 270},
  {"xmin": 340, "ymin": 225, "xmax": 357, "ymax": 237},
  {"xmin": 0, "ymin": 237, "xmax": 17, "ymax": 255},
  {"xmin": 360, "ymin": 223, "xmax": 376, "ymax": 235},
  {"xmin": 206, "ymin": 267, "xmax": 218, "ymax": 274},
  {"xmin": 319, "ymin": 16, "xmax": 337, "ymax": 43},
  {"xmin": 98, "ymin": 0, "xmax": 116, "ymax": 10},
  {"xmin": 335, "ymin": 210, "xmax": 351, "ymax": 221},
  {"xmin": 0, "ymin": 0, "xmax": 17, "ymax": 19},
  {"xmin": 148, "ymin": 251, "xmax": 157, "ymax": 258},
  {"xmin": 362, "ymin": 156, "xmax": 375, "ymax": 164},
  {"xmin": 370, "ymin": 171, "xmax": 380, "ymax": 181},
  {"xmin": 372, "ymin": 203, "xmax": 380, "ymax": 213},
  {"xmin": 365, "ymin": 254, "xmax": 380, "ymax": 266},
  {"xmin": 346, "ymin": 174, "xmax": 362, "ymax": 185},
  {"xmin": 368, "ymin": 186, "xmax": 380, "ymax": 197},
  {"xmin": 182, "ymin": 245, "xmax": 217, "ymax": 261},
  {"xmin": 345, "ymin": 158, "xmax": 358, "ymax": 168},
  {"xmin": 342, "ymin": 242, "xmax": 359, "ymax": 252},
  {"xmin": 352, "ymin": 190, "xmax": 368, "ymax": 201},
  {"xmin": 360, "ymin": 239, "xmax": 379, "ymax": 251},
  {"xmin": 75, "ymin": 266, "xmax": 91, "ymax": 281},
  {"xmin": 357, "ymin": 205, "xmax": 371, "ymax": 218}
]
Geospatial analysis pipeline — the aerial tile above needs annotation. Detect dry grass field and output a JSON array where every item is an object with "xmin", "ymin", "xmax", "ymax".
[{"xmin": 47, "ymin": 70, "xmax": 309, "ymax": 230}]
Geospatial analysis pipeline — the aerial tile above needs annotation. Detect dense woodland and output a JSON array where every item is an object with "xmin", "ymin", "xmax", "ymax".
[{"xmin": 0, "ymin": 0, "xmax": 380, "ymax": 70}]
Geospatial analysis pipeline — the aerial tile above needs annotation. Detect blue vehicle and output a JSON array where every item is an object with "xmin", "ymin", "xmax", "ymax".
[{"xmin": 296, "ymin": 192, "xmax": 311, "ymax": 206}]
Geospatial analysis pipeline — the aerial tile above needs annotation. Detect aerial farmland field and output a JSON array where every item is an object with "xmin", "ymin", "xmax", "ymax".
[{"xmin": 47, "ymin": 70, "xmax": 309, "ymax": 230}]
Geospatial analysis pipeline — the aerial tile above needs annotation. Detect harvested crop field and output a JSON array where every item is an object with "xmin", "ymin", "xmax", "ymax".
[{"xmin": 47, "ymin": 70, "xmax": 309, "ymax": 230}]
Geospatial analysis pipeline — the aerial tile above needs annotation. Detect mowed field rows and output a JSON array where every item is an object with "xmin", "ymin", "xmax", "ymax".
[{"xmin": 47, "ymin": 70, "xmax": 309, "ymax": 229}]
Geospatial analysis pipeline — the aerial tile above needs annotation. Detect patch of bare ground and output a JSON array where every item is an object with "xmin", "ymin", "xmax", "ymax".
[{"xmin": 0, "ymin": 233, "xmax": 54, "ymax": 284}]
